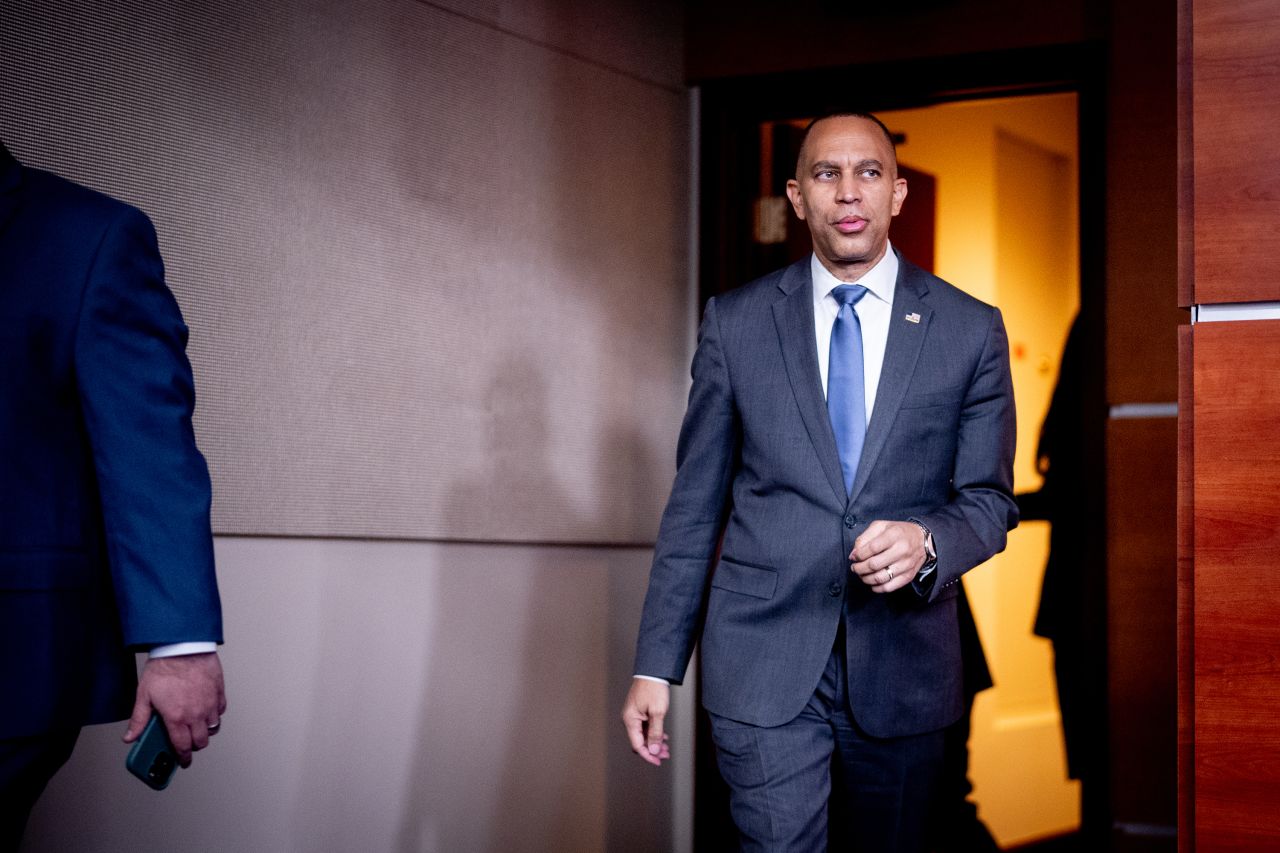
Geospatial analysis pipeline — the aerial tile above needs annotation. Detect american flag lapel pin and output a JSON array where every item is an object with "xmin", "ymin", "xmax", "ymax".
[{"xmin": 905, "ymin": 312, "xmax": 921, "ymax": 324}]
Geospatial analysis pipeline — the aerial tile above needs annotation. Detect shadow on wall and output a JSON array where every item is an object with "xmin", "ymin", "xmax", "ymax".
[
  {"xmin": 379, "ymin": 0, "xmax": 687, "ymax": 540},
  {"xmin": 372, "ymin": 19, "xmax": 685, "ymax": 842},
  {"xmin": 387, "ymin": 354, "xmax": 669, "ymax": 853}
]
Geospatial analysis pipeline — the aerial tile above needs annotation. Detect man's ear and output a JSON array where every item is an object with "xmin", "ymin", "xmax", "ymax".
[
  {"xmin": 785, "ymin": 179, "xmax": 807, "ymax": 221},
  {"xmin": 891, "ymin": 177, "xmax": 908, "ymax": 217}
]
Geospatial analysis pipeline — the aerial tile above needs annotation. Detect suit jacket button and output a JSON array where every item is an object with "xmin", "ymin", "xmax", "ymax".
[
  {"xmin": 828, "ymin": 582, "xmax": 843, "ymax": 597},
  {"xmin": 843, "ymin": 515, "xmax": 855, "ymax": 528}
]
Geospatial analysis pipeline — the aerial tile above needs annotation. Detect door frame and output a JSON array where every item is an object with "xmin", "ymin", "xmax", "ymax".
[{"xmin": 691, "ymin": 40, "xmax": 1112, "ymax": 850}]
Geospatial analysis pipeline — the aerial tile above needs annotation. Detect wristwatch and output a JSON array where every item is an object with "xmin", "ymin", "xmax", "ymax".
[{"xmin": 912, "ymin": 520, "xmax": 937, "ymax": 574}]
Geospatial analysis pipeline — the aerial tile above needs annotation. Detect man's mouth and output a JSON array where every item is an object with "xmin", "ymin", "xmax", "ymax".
[{"xmin": 835, "ymin": 217, "xmax": 868, "ymax": 234}]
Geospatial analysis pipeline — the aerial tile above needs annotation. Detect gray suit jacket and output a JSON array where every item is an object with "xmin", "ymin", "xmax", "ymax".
[{"xmin": 634, "ymin": 253, "xmax": 1017, "ymax": 737}]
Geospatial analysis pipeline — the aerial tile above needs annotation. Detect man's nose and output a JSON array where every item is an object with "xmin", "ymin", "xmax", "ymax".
[{"xmin": 836, "ymin": 174, "xmax": 859, "ymax": 203}]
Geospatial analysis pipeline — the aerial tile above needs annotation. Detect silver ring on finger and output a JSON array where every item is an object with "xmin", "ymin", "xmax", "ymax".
[
  {"xmin": 208, "ymin": 721, "xmax": 221, "ymax": 734},
  {"xmin": 886, "ymin": 565, "xmax": 895, "ymax": 581}
]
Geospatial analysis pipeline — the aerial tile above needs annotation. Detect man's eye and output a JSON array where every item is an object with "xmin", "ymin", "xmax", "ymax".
[
  {"xmin": 860, "ymin": 169, "xmax": 881, "ymax": 178},
  {"xmin": 816, "ymin": 170, "xmax": 838, "ymax": 180}
]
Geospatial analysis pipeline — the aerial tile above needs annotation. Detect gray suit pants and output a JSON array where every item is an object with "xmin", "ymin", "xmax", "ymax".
[{"xmin": 708, "ymin": 624, "xmax": 945, "ymax": 853}]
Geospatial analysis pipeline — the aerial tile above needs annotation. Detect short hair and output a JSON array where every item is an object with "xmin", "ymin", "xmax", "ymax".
[{"xmin": 795, "ymin": 112, "xmax": 898, "ymax": 176}]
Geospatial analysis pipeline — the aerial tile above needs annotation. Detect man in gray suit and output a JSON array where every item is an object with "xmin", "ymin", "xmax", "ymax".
[{"xmin": 621, "ymin": 113, "xmax": 1017, "ymax": 852}]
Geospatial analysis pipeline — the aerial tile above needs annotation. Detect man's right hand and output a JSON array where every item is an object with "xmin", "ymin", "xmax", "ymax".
[
  {"xmin": 123, "ymin": 652, "xmax": 226, "ymax": 768},
  {"xmin": 621, "ymin": 678, "xmax": 672, "ymax": 766}
]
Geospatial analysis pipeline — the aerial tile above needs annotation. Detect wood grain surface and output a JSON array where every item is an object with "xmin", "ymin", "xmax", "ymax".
[
  {"xmin": 1109, "ymin": 416, "xmax": 1178, "ymax": 827},
  {"xmin": 1177, "ymin": 325, "xmax": 1194, "ymax": 853},
  {"xmin": 1192, "ymin": 320, "xmax": 1280, "ymax": 850},
  {"xmin": 1191, "ymin": 0, "xmax": 1280, "ymax": 302}
]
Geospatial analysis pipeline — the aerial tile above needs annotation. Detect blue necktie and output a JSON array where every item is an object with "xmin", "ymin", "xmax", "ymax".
[{"xmin": 828, "ymin": 284, "xmax": 868, "ymax": 495}]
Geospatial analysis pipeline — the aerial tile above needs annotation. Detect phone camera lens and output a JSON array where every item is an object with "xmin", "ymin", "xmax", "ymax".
[{"xmin": 150, "ymin": 753, "xmax": 174, "ymax": 779}]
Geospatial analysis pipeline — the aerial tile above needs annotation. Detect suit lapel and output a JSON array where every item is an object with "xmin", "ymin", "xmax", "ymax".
[
  {"xmin": 771, "ymin": 259, "xmax": 848, "ymax": 506},
  {"xmin": 848, "ymin": 257, "xmax": 933, "ymax": 505}
]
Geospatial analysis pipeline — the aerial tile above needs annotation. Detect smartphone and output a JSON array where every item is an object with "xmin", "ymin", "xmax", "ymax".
[{"xmin": 126, "ymin": 713, "xmax": 177, "ymax": 790}]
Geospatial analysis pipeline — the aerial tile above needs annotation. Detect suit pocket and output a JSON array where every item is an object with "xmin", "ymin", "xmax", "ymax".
[{"xmin": 711, "ymin": 557, "xmax": 778, "ymax": 600}]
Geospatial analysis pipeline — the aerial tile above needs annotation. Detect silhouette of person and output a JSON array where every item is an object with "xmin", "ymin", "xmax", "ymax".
[{"xmin": 1018, "ymin": 316, "xmax": 1092, "ymax": 786}]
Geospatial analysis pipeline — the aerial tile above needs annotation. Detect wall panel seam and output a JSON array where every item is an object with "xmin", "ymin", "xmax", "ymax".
[
  {"xmin": 212, "ymin": 533, "xmax": 658, "ymax": 549},
  {"xmin": 410, "ymin": 0, "xmax": 684, "ymax": 94}
]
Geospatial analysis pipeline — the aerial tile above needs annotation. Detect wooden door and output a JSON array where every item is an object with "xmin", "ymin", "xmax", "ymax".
[{"xmin": 1179, "ymin": 1, "xmax": 1280, "ymax": 849}]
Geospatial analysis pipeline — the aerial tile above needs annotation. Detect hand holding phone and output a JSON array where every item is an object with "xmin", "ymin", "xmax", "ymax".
[{"xmin": 126, "ymin": 713, "xmax": 178, "ymax": 790}]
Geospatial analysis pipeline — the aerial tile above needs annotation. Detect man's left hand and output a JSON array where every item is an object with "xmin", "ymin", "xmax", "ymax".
[
  {"xmin": 850, "ymin": 520, "xmax": 926, "ymax": 593},
  {"xmin": 123, "ymin": 652, "xmax": 226, "ymax": 768}
]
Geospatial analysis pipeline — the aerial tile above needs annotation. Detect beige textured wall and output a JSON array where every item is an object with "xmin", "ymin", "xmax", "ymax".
[
  {"xmin": 1, "ymin": 0, "xmax": 688, "ymax": 543},
  {"xmin": 25, "ymin": 538, "xmax": 694, "ymax": 852},
  {"xmin": 3, "ymin": 0, "xmax": 694, "ymax": 850}
]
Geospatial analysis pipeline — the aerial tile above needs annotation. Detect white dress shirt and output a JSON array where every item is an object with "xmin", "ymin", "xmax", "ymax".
[
  {"xmin": 811, "ymin": 246, "xmax": 899, "ymax": 417},
  {"xmin": 150, "ymin": 641, "xmax": 217, "ymax": 659},
  {"xmin": 813, "ymin": 246, "xmax": 938, "ymax": 592}
]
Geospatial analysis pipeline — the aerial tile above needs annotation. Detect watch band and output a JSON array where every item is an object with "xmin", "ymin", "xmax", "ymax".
[{"xmin": 911, "ymin": 520, "xmax": 938, "ymax": 572}]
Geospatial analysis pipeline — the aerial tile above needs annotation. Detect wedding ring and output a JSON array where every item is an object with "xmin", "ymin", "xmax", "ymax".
[
  {"xmin": 208, "ymin": 721, "xmax": 221, "ymax": 734},
  {"xmin": 886, "ymin": 566, "xmax": 895, "ymax": 580}
]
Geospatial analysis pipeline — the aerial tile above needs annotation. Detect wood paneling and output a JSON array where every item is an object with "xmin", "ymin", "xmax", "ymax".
[
  {"xmin": 1108, "ymin": 417, "xmax": 1178, "ymax": 831},
  {"xmin": 1191, "ymin": 0, "xmax": 1280, "ymax": 303},
  {"xmin": 1192, "ymin": 320, "xmax": 1280, "ymax": 850},
  {"xmin": 1106, "ymin": 2, "xmax": 1182, "ymax": 847},
  {"xmin": 1177, "ymin": 325, "xmax": 1194, "ymax": 853},
  {"xmin": 1106, "ymin": 0, "xmax": 1181, "ymax": 404},
  {"xmin": 1176, "ymin": 0, "xmax": 1194, "ymax": 308}
]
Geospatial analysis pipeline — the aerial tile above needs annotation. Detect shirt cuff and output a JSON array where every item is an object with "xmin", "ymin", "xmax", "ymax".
[
  {"xmin": 633, "ymin": 674, "xmax": 670, "ymax": 685},
  {"xmin": 149, "ymin": 642, "xmax": 218, "ymax": 659},
  {"xmin": 912, "ymin": 568, "xmax": 937, "ymax": 597}
]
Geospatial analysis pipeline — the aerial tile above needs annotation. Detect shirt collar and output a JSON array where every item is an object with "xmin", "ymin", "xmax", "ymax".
[{"xmin": 810, "ymin": 245, "xmax": 899, "ymax": 307}]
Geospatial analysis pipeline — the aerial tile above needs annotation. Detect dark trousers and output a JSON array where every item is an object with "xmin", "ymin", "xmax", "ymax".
[
  {"xmin": 709, "ymin": 640, "xmax": 945, "ymax": 853},
  {"xmin": 0, "ymin": 729, "xmax": 80, "ymax": 853}
]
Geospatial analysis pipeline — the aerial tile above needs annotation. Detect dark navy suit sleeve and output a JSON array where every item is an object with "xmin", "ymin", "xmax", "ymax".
[
  {"xmin": 73, "ymin": 205, "xmax": 222, "ymax": 648},
  {"xmin": 916, "ymin": 306, "xmax": 1018, "ymax": 600},
  {"xmin": 633, "ymin": 297, "xmax": 739, "ymax": 683}
]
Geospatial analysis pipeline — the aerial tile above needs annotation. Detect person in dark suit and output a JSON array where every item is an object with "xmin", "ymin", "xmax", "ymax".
[
  {"xmin": 0, "ymin": 142, "xmax": 226, "ymax": 847},
  {"xmin": 621, "ymin": 113, "xmax": 1017, "ymax": 852}
]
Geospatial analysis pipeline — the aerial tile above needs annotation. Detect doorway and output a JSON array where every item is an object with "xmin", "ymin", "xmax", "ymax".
[
  {"xmin": 694, "ymin": 57, "xmax": 1107, "ymax": 850},
  {"xmin": 880, "ymin": 95, "xmax": 1081, "ymax": 847}
]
